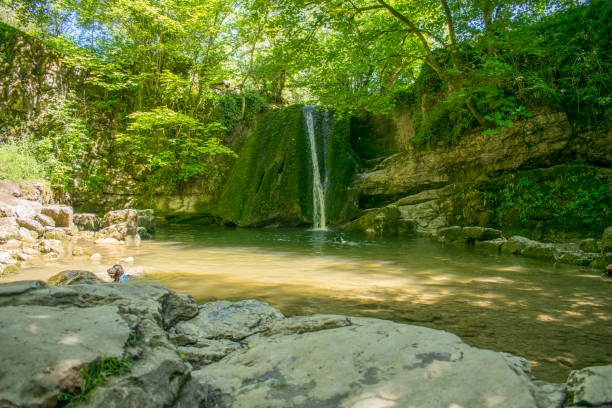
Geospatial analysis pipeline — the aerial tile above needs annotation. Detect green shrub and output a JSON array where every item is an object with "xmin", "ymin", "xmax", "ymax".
[
  {"xmin": 452, "ymin": 164, "xmax": 611, "ymax": 234},
  {"xmin": 0, "ymin": 138, "xmax": 47, "ymax": 181}
]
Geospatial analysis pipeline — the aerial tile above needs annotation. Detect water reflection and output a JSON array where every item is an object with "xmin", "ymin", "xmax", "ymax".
[{"xmin": 5, "ymin": 225, "xmax": 612, "ymax": 383}]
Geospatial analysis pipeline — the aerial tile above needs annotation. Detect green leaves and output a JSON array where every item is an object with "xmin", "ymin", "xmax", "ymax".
[{"xmin": 117, "ymin": 106, "xmax": 235, "ymax": 193}]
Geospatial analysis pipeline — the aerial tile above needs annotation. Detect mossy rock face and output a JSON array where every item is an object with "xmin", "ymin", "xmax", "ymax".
[{"xmin": 216, "ymin": 106, "xmax": 360, "ymax": 227}]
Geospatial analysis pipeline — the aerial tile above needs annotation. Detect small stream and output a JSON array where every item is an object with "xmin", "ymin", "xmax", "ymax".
[{"xmin": 7, "ymin": 226, "xmax": 611, "ymax": 383}]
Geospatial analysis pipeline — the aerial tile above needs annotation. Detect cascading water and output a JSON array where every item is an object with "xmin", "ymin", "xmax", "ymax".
[{"xmin": 303, "ymin": 106, "xmax": 329, "ymax": 230}]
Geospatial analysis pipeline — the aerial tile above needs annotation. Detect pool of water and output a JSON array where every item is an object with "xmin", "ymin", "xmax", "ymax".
[{"xmin": 7, "ymin": 225, "xmax": 612, "ymax": 383}]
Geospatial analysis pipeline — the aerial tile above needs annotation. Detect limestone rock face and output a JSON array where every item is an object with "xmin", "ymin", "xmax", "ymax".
[
  {"xmin": 73, "ymin": 213, "xmax": 103, "ymax": 231},
  {"xmin": 41, "ymin": 205, "xmax": 73, "ymax": 228},
  {"xmin": 16, "ymin": 217, "xmax": 44, "ymax": 236},
  {"xmin": 192, "ymin": 316, "xmax": 564, "ymax": 408},
  {"xmin": 104, "ymin": 209, "xmax": 138, "ymax": 227},
  {"xmin": 360, "ymin": 111, "xmax": 573, "ymax": 201},
  {"xmin": 0, "ymin": 217, "xmax": 21, "ymax": 241}
]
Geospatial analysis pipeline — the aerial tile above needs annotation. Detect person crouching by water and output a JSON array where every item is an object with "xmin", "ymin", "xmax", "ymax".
[{"xmin": 107, "ymin": 264, "xmax": 128, "ymax": 282}]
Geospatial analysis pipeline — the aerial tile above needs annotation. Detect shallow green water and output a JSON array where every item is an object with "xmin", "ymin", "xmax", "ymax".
[{"xmin": 13, "ymin": 226, "xmax": 612, "ymax": 383}]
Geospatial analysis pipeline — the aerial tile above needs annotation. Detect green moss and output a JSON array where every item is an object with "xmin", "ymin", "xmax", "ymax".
[
  {"xmin": 216, "ymin": 106, "xmax": 310, "ymax": 226},
  {"xmin": 56, "ymin": 357, "xmax": 131, "ymax": 407},
  {"xmin": 216, "ymin": 106, "xmax": 360, "ymax": 227},
  {"xmin": 327, "ymin": 114, "xmax": 361, "ymax": 223}
]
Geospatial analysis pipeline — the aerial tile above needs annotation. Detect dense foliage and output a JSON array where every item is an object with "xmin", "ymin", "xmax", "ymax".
[
  {"xmin": 0, "ymin": 0, "xmax": 608, "ymax": 199},
  {"xmin": 452, "ymin": 164, "xmax": 611, "ymax": 236}
]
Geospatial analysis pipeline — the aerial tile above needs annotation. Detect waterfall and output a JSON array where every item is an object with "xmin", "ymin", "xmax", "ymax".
[{"xmin": 303, "ymin": 106, "xmax": 328, "ymax": 230}]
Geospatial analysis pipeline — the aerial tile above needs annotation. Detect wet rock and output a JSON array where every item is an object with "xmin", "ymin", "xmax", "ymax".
[
  {"xmin": 137, "ymin": 209, "xmax": 156, "ymax": 234},
  {"xmin": 71, "ymin": 246, "xmax": 90, "ymax": 256},
  {"xmin": 579, "ymin": 238, "xmax": 600, "ymax": 253},
  {"xmin": 47, "ymin": 270, "xmax": 103, "ymax": 285},
  {"xmin": 171, "ymin": 300, "xmax": 284, "ymax": 343},
  {"xmin": 558, "ymin": 250, "xmax": 599, "ymax": 266},
  {"xmin": 522, "ymin": 241, "xmax": 558, "ymax": 261},
  {"xmin": 94, "ymin": 237, "xmax": 122, "ymax": 245},
  {"xmin": 475, "ymin": 238, "xmax": 507, "ymax": 253},
  {"xmin": 137, "ymin": 226, "xmax": 153, "ymax": 239},
  {"xmin": 96, "ymin": 222, "xmax": 138, "ymax": 242},
  {"xmin": 501, "ymin": 236, "xmax": 535, "ymax": 255},
  {"xmin": 565, "ymin": 365, "xmax": 612, "ymax": 406},
  {"xmin": 35, "ymin": 213, "xmax": 55, "ymax": 227},
  {"xmin": 105, "ymin": 209, "xmax": 138, "ymax": 227},
  {"xmin": 602, "ymin": 227, "xmax": 612, "ymax": 254},
  {"xmin": 435, "ymin": 226, "xmax": 463, "ymax": 243},
  {"xmin": 43, "ymin": 227, "xmax": 69, "ymax": 240},
  {"xmin": 73, "ymin": 213, "xmax": 103, "ymax": 231},
  {"xmin": 462, "ymin": 226, "xmax": 503, "ymax": 242},
  {"xmin": 38, "ymin": 239, "xmax": 62, "ymax": 254},
  {"xmin": 0, "ymin": 262, "xmax": 19, "ymax": 275},
  {"xmin": 41, "ymin": 205, "xmax": 73, "ymax": 227},
  {"xmin": 590, "ymin": 253, "xmax": 612, "ymax": 270},
  {"xmin": 398, "ymin": 199, "xmax": 449, "ymax": 235},
  {"xmin": 16, "ymin": 217, "xmax": 44, "ymax": 236},
  {"xmin": 343, "ymin": 206, "xmax": 402, "ymax": 236}
]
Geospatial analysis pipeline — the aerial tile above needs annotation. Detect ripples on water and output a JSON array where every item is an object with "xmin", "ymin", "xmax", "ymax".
[{"xmin": 8, "ymin": 226, "xmax": 612, "ymax": 382}]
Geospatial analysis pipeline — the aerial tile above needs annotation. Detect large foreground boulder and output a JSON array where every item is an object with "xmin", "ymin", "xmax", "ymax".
[{"xmin": 1, "ymin": 281, "xmax": 611, "ymax": 408}]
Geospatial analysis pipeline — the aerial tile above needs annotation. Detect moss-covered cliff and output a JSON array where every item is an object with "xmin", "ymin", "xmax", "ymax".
[{"xmin": 215, "ymin": 106, "xmax": 360, "ymax": 227}]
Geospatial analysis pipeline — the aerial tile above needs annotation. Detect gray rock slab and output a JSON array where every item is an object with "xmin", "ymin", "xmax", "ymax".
[
  {"xmin": 192, "ymin": 317, "xmax": 558, "ymax": 408},
  {"xmin": 566, "ymin": 365, "xmax": 612, "ymax": 406},
  {"xmin": 0, "ymin": 305, "xmax": 130, "ymax": 407},
  {"xmin": 171, "ymin": 299, "xmax": 284, "ymax": 343}
]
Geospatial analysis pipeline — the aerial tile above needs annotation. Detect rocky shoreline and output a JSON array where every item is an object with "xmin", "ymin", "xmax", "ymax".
[
  {"xmin": 344, "ymin": 205, "xmax": 612, "ymax": 274},
  {"xmin": 1, "ymin": 274, "xmax": 611, "ymax": 408},
  {"xmin": 0, "ymin": 180, "xmax": 155, "ymax": 277}
]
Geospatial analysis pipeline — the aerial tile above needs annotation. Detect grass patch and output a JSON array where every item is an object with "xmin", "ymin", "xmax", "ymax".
[
  {"xmin": 0, "ymin": 139, "xmax": 47, "ymax": 181},
  {"xmin": 56, "ymin": 357, "xmax": 131, "ymax": 407}
]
